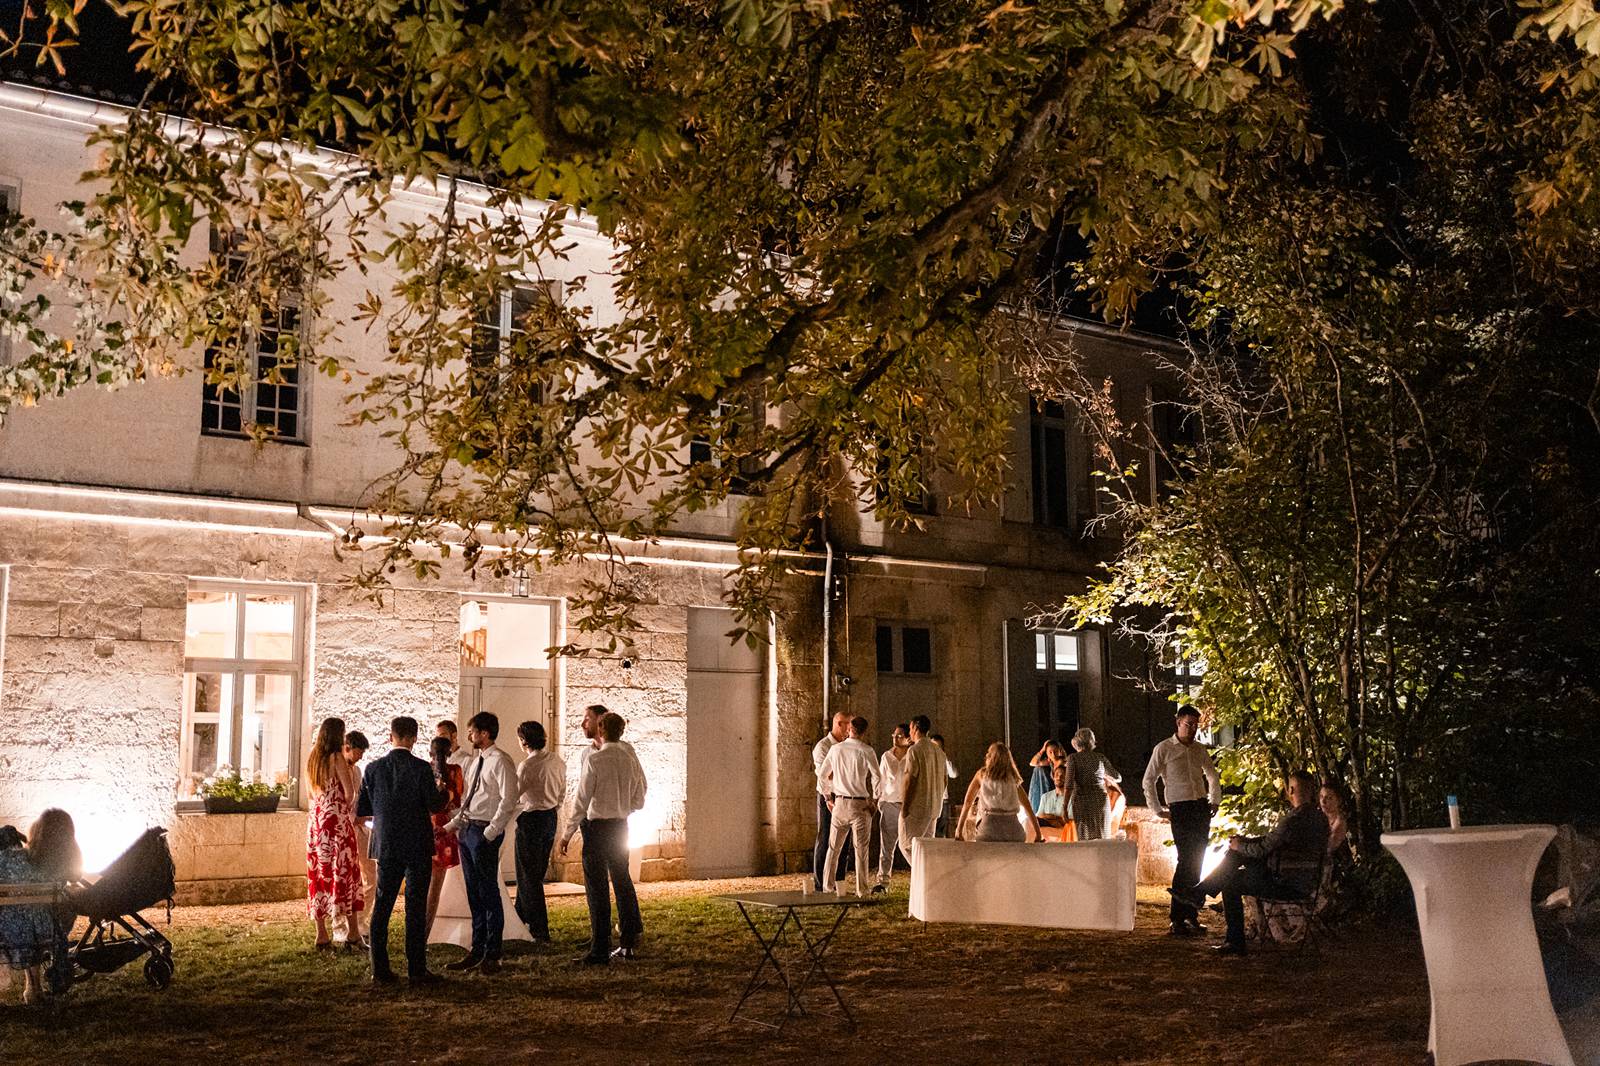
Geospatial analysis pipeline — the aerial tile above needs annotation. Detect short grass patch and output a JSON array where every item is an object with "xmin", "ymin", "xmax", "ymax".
[{"xmin": 0, "ymin": 878, "xmax": 1459, "ymax": 1064}]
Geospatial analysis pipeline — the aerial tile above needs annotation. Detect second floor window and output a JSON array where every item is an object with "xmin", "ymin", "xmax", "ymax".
[
  {"xmin": 689, "ymin": 386, "xmax": 766, "ymax": 495},
  {"xmin": 202, "ymin": 228, "xmax": 306, "ymax": 441},
  {"xmin": 1031, "ymin": 399, "xmax": 1097, "ymax": 533},
  {"xmin": 471, "ymin": 281, "xmax": 560, "ymax": 401},
  {"xmin": 0, "ymin": 182, "xmax": 20, "ymax": 366}
]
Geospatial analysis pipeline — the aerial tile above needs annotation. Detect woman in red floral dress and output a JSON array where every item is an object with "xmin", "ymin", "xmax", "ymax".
[
  {"xmin": 425, "ymin": 735, "xmax": 465, "ymax": 937},
  {"xmin": 305, "ymin": 716, "xmax": 363, "ymax": 951}
]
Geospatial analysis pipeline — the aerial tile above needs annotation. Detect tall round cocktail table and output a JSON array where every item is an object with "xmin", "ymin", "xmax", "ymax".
[{"xmin": 1382, "ymin": 825, "xmax": 1573, "ymax": 1066}]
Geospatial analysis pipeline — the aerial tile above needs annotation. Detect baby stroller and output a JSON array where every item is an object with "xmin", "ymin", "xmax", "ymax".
[{"xmin": 67, "ymin": 827, "xmax": 177, "ymax": 990}]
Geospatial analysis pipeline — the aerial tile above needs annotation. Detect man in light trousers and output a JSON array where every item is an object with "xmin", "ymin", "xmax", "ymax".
[{"xmin": 819, "ymin": 716, "xmax": 880, "ymax": 895}]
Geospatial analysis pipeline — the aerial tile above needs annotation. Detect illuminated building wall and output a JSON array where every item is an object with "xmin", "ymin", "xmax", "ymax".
[{"xmin": 0, "ymin": 82, "xmax": 1195, "ymax": 901}]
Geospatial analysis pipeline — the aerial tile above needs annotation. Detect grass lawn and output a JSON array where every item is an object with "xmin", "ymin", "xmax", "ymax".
[{"xmin": 0, "ymin": 877, "xmax": 1539, "ymax": 1064}]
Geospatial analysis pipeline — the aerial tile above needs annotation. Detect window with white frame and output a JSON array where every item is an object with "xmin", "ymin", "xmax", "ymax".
[
  {"xmin": 0, "ymin": 181, "xmax": 20, "ymax": 365},
  {"xmin": 688, "ymin": 385, "xmax": 766, "ymax": 495},
  {"xmin": 470, "ymin": 280, "xmax": 560, "ymax": 400},
  {"xmin": 201, "ymin": 227, "xmax": 307, "ymax": 441},
  {"xmin": 0, "ymin": 565, "xmax": 9, "ymax": 702},
  {"xmin": 1032, "ymin": 628, "xmax": 1082, "ymax": 750},
  {"xmin": 180, "ymin": 582, "xmax": 308, "ymax": 804}
]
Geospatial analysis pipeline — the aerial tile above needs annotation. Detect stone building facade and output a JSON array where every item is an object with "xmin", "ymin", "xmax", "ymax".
[{"xmin": 0, "ymin": 83, "xmax": 1188, "ymax": 901}]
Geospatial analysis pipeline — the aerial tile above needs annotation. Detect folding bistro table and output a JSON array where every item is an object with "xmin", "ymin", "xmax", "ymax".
[
  {"xmin": 716, "ymin": 890, "xmax": 881, "ymax": 1031},
  {"xmin": 1383, "ymin": 825, "xmax": 1574, "ymax": 1066}
]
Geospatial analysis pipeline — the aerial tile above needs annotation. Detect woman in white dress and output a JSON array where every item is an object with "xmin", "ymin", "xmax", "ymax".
[{"xmin": 956, "ymin": 743, "xmax": 1041, "ymax": 843}]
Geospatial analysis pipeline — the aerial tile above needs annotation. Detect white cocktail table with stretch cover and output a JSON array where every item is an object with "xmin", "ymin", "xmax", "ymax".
[
  {"xmin": 909, "ymin": 836, "xmax": 1137, "ymax": 931},
  {"xmin": 1382, "ymin": 825, "xmax": 1573, "ymax": 1066},
  {"xmin": 427, "ymin": 863, "xmax": 532, "ymax": 949}
]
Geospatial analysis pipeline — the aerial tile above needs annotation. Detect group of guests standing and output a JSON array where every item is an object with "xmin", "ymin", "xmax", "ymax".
[
  {"xmin": 0, "ymin": 810, "xmax": 82, "ymax": 1003},
  {"xmin": 811, "ymin": 712, "xmax": 956, "ymax": 894},
  {"xmin": 302, "ymin": 703, "xmax": 646, "ymax": 985},
  {"xmin": 811, "ymin": 713, "xmax": 1131, "ymax": 889}
]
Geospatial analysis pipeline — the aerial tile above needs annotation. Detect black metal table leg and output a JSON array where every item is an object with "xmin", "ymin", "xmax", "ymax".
[
  {"xmin": 790, "ymin": 905, "xmax": 854, "ymax": 1027},
  {"xmin": 730, "ymin": 902, "xmax": 799, "ymax": 1028}
]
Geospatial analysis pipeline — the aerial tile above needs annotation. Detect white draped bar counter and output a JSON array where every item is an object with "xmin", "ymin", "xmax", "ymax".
[
  {"xmin": 909, "ymin": 837, "xmax": 1137, "ymax": 931},
  {"xmin": 1382, "ymin": 824, "xmax": 1573, "ymax": 1066}
]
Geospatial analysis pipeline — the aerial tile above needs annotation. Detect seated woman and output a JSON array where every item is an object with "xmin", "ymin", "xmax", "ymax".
[
  {"xmin": 957, "ymin": 743, "xmax": 1041, "ymax": 844},
  {"xmin": 0, "ymin": 810, "xmax": 82, "ymax": 1004},
  {"xmin": 1026, "ymin": 740, "xmax": 1066, "ymax": 813}
]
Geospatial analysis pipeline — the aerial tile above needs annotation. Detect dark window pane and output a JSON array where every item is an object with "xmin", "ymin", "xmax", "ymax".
[
  {"xmin": 901, "ymin": 627, "xmax": 932, "ymax": 674},
  {"xmin": 875, "ymin": 625, "xmax": 894, "ymax": 673},
  {"xmin": 689, "ymin": 437, "xmax": 712, "ymax": 466},
  {"xmin": 1043, "ymin": 425, "xmax": 1069, "ymax": 527},
  {"xmin": 1056, "ymin": 680, "xmax": 1080, "ymax": 739}
]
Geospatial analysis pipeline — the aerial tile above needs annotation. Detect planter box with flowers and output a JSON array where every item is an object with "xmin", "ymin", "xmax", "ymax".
[{"xmin": 199, "ymin": 768, "xmax": 294, "ymax": 815}]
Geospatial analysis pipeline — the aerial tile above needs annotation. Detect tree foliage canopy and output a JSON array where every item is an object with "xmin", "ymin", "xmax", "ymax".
[{"xmin": 1, "ymin": 0, "xmax": 1597, "ymax": 836}]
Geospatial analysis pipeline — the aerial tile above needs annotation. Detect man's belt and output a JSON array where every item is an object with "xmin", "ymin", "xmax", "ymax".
[
  {"xmin": 835, "ymin": 795, "xmax": 870, "ymax": 801},
  {"xmin": 466, "ymin": 819, "xmax": 491, "ymax": 828}
]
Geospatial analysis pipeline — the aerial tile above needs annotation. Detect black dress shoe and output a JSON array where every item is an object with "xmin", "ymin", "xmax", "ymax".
[
  {"xmin": 573, "ymin": 953, "xmax": 609, "ymax": 966},
  {"xmin": 477, "ymin": 957, "xmax": 502, "ymax": 975},
  {"xmin": 408, "ymin": 970, "xmax": 445, "ymax": 986},
  {"xmin": 444, "ymin": 953, "xmax": 483, "ymax": 973},
  {"xmin": 610, "ymin": 947, "xmax": 636, "ymax": 961},
  {"xmin": 1213, "ymin": 941, "xmax": 1248, "ymax": 957},
  {"xmin": 1168, "ymin": 922, "xmax": 1202, "ymax": 938},
  {"xmin": 370, "ymin": 968, "xmax": 400, "ymax": 985}
]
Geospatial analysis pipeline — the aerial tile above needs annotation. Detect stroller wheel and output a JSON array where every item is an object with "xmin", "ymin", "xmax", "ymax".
[{"xmin": 143, "ymin": 955, "xmax": 173, "ymax": 991}]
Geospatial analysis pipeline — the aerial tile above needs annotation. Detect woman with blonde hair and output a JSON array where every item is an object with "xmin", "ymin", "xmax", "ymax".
[
  {"xmin": 304, "ymin": 716, "xmax": 363, "ymax": 951},
  {"xmin": 957, "ymin": 742, "xmax": 1040, "ymax": 843},
  {"xmin": 1064, "ymin": 727, "xmax": 1122, "ymax": 841}
]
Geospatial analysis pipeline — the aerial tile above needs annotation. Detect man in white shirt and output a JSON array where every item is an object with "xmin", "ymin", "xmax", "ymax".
[
  {"xmin": 513, "ymin": 719, "xmax": 565, "ymax": 943},
  {"xmin": 899, "ymin": 714, "xmax": 948, "ymax": 866},
  {"xmin": 1141, "ymin": 706, "xmax": 1222, "ymax": 937},
  {"xmin": 561, "ymin": 709, "xmax": 647, "ymax": 964},
  {"xmin": 443, "ymin": 711, "xmax": 519, "ymax": 972},
  {"xmin": 811, "ymin": 710, "xmax": 852, "ymax": 891},
  {"xmin": 874, "ymin": 722, "xmax": 911, "ymax": 891},
  {"xmin": 819, "ymin": 716, "xmax": 880, "ymax": 895}
]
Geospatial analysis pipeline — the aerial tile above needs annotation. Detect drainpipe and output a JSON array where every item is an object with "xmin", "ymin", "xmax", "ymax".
[
  {"xmin": 821, "ymin": 537, "xmax": 833, "ymax": 729},
  {"xmin": 1001, "ymin": 618, "xmax": 1012, "ymax": 750}
]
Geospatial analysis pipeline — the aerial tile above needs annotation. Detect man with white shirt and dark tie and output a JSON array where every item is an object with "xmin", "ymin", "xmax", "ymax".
[
  {"xmin": 513, "ymin": 720, "xmax": 565, "ymax": 944},
  {"xmin": 819, "ymin": 716, "xmax": 880, "ymax": 895},
  {"xmin": 1142, "ymin": 706, "xmax": 1222, "ymax": 937},
  {"xmin": 443, "ymin": 711, "xmax": 519, "ymax": 973},
  {"xmin": 561, "ymin": 709, "xmax": 647, "ymax": 965},
  {"xmin": 811, "ymin": 710, "xmax": 851, "ymax": 891}
]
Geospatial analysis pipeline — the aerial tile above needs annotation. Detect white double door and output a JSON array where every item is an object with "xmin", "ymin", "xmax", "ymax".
[{"xmin": 457, "ymin": 670, "xmax": 552, "ymax": 883}]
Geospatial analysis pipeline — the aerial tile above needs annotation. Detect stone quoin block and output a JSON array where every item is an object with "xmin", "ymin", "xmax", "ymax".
[
  {"xmin": 4, "ymin": 601, "xmax": 60, "ymax": 637},
  {"xmin": 93, "ymin": 602, "xmax": 144, "ymax": 640},
  {"xmin": 138, "ymin": 606, "xmax": 188, "ymax": 642}
]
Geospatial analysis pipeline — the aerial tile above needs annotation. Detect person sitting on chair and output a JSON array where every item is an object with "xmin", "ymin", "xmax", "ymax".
[
  {"xmin": 1175, "ymin": 769, "xmax": 1329, "ymax": 957},
  {"xmin": 1035, "ymin": 762, "xmax": 1071, "ymax": 830}
]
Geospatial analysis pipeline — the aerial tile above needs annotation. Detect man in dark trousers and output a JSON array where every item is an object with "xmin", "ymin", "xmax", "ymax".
[
  {"xmin": 1176, "ymin": 769, "xmax": 1330, "ymax": 956},
  {"xmin": 560, "ymin": 710, "xmax": 646, "ymax": 964},
  {"xmin": 1142, "ymin": 706, "xmax": 1221, "ymax": 937},
  {"xmin": 356, "ymin": 715, "xmax": 447, "ymax": 985}
]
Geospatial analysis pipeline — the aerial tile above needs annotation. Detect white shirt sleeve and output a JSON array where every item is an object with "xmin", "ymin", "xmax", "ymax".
[
  {"xmin": 1202, "ymin": 747, "xmax": 1222, "ymax": 807},
  {"xmin": 1142, "ymin": 743, "xmax": 1165, "ymax": 814},
  {"xmin": 486, "ymin": 751, "xmax": 519, "ymax": 841}
]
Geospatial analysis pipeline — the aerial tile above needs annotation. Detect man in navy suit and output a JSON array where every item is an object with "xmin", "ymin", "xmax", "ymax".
[{"xmin": 356, "ymin": 715, "xmax": 447, "ymax": 985}]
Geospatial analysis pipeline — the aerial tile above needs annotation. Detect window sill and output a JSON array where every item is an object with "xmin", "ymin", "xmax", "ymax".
[{"xmin": 200, "ymin": 430, "xmax": 310, "ymax": 449}]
